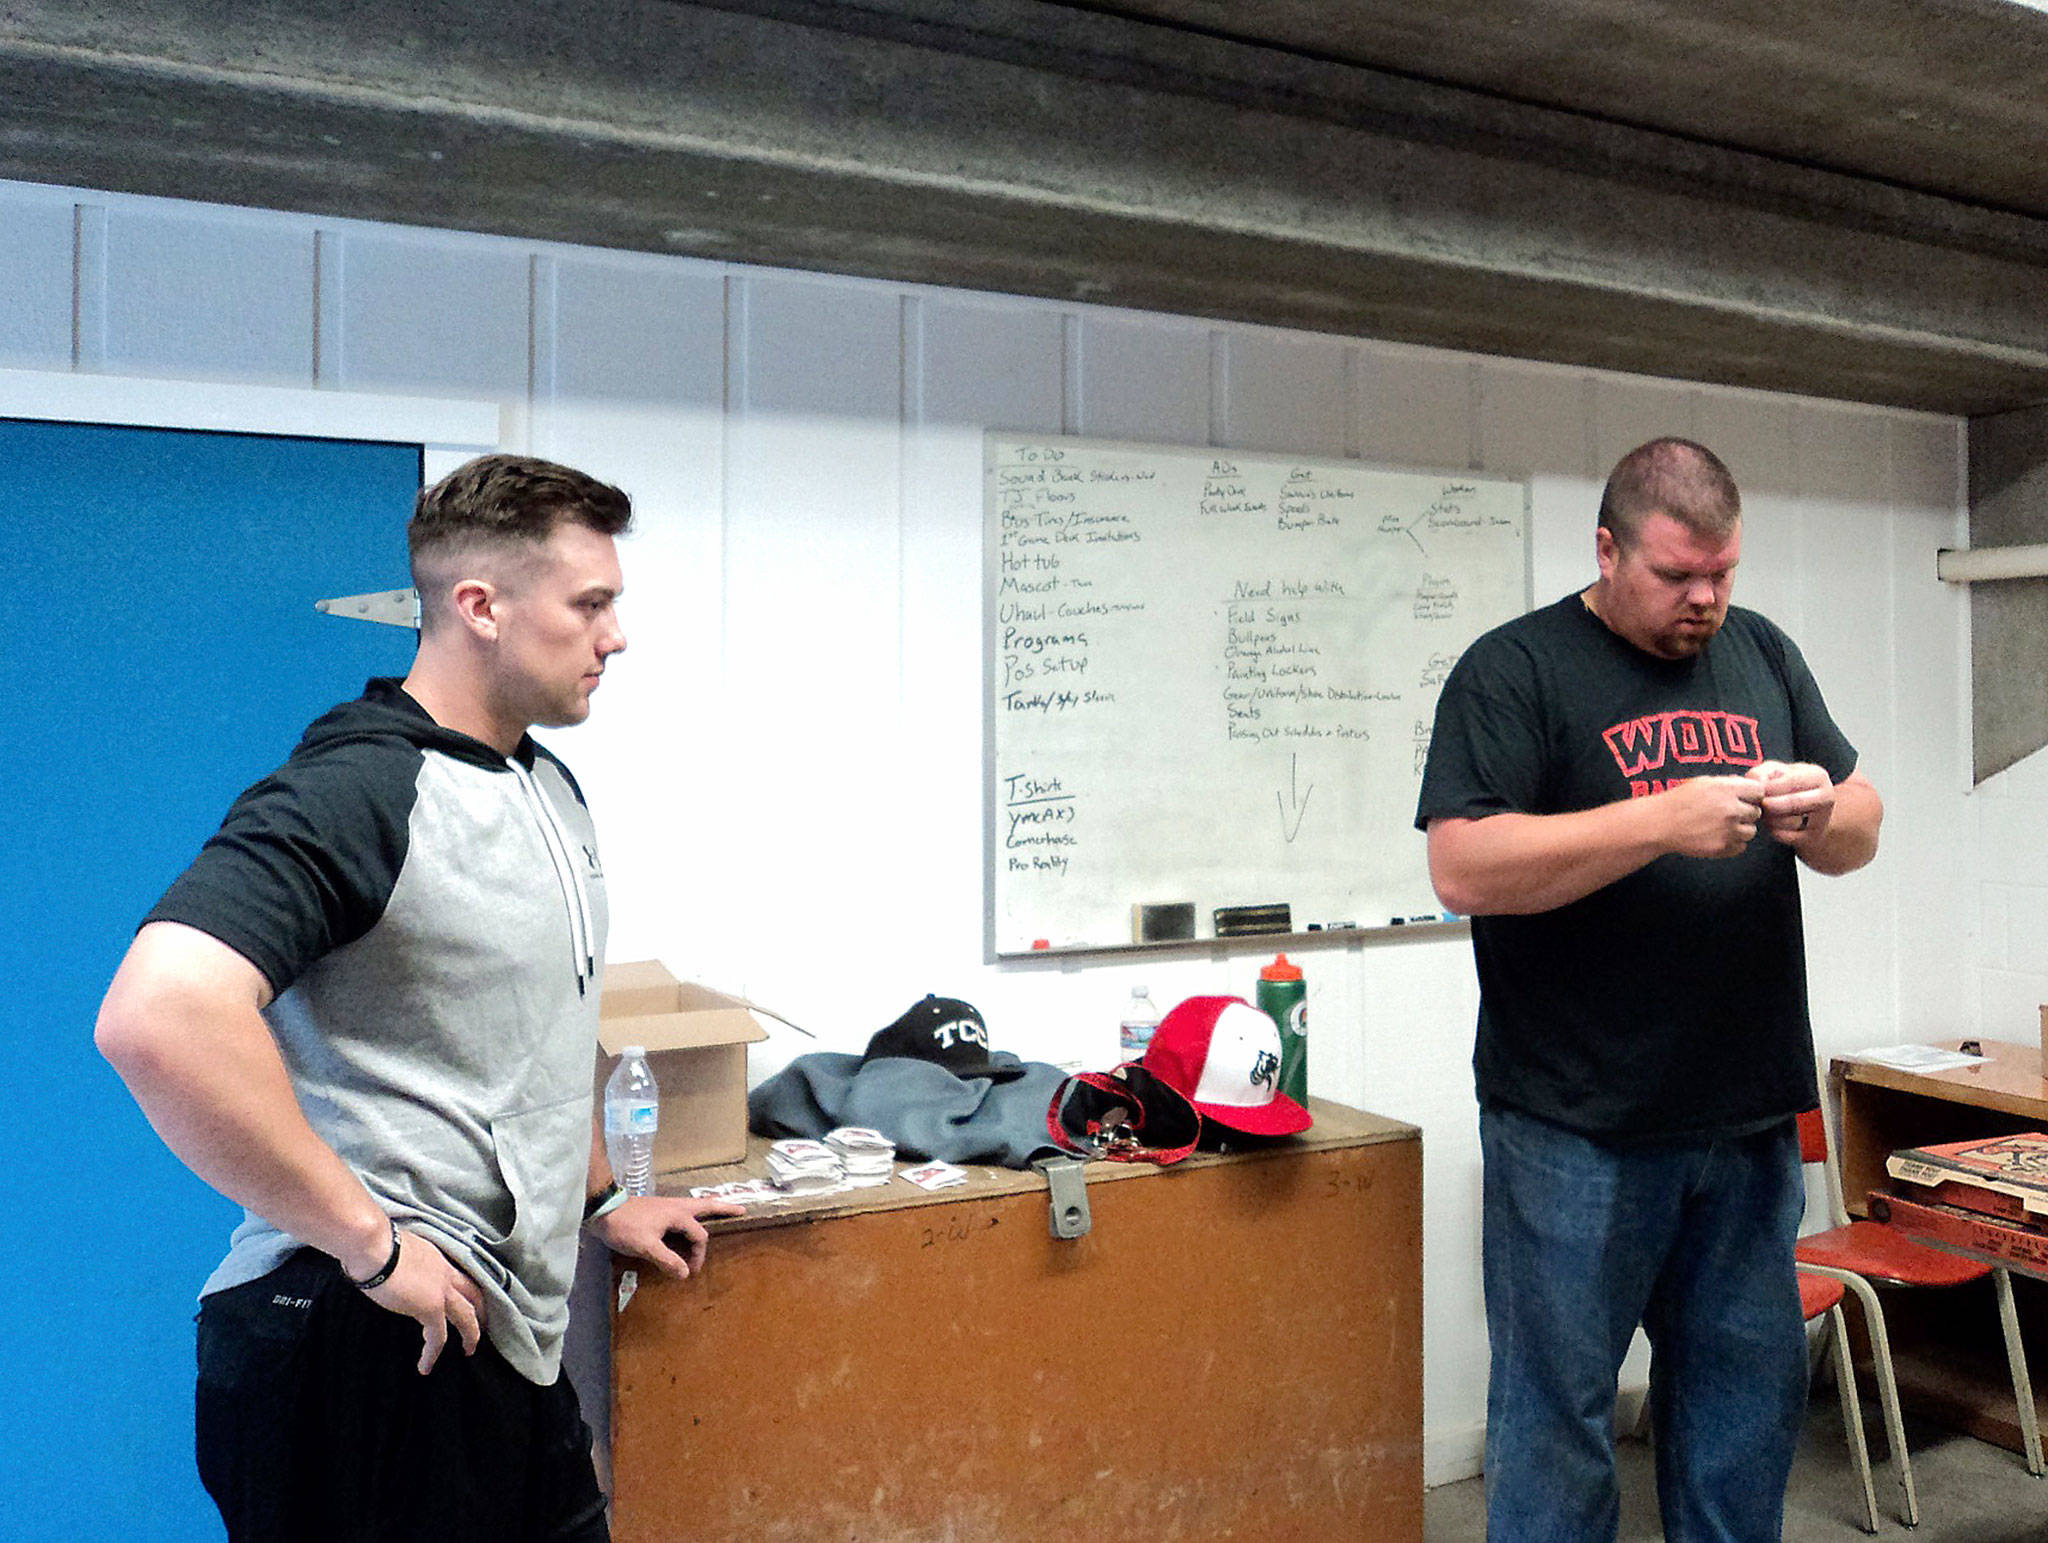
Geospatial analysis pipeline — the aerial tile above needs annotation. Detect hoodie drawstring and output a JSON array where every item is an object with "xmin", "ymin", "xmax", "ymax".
[{"xmin": 509, "ymin": 758, "xmax": 596, "ymax": 998}]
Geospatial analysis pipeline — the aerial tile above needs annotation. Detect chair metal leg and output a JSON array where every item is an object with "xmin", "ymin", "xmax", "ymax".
[
  {"xmin": 1825, "ymin": 1302, "xmax": 1881, "ymax": 1534},
  {"xmin": 1993, "ymin": 1267, "xmax": 2045, "ymax": 1478},
  {"xmin": 1813, "ymin": 1267, "xmax": 1918, "ymax": 1527}
]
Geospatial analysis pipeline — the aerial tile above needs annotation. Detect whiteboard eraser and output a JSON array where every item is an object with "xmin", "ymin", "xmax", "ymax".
[{"xmin": 1132, "ymin": 902, "xmax": 1197, "ymax": 943}]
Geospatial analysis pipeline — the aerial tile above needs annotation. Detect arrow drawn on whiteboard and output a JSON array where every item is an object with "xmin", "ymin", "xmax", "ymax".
[{"xmin": 1277, "ymin": 753, "xmax": 1314, "ymax": 843}]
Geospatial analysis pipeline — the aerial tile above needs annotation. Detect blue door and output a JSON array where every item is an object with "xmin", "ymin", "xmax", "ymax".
[{"xmin": 0, "ymin": 419, "xmax": 422, "ymax": 1538}]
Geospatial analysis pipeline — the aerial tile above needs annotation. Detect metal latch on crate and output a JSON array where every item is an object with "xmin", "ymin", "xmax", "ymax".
[{"xmin": 1031, "ymin": 1155, "xmax": 1092, "ymax": 1240}]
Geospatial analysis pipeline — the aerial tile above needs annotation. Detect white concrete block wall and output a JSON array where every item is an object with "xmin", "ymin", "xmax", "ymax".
[
  {"xmin": 2, "ymin": 174, "xmax": 1983, "ymax": 1487},
  {"xmin": 1975, "ymin": 748, "xmax": 2048, "ymax": 1033}
]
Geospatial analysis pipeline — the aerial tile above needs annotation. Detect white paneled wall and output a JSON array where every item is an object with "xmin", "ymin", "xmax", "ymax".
[
  {"xmin": 0, "ymin": 184, "xmax": 75, "ymax": 368},
  {"xmin": 101, "ymin": 202, "xmax": 317, "ymax": 383},
  {"xmin": 3, "ymin": 175, "xmax": 1982, "ymax": 1485}
]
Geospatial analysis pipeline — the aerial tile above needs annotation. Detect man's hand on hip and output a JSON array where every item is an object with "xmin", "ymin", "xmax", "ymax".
[{"xmin": 362, "ymin": 1229, "xmax": 486, "ymax": 1375}]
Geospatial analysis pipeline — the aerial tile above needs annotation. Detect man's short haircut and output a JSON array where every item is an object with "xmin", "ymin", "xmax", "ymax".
[
  {"xmin": 408, "ymin": 454, "xmax": 633, "ymax": 583},
  {"xmin": 1597, "ymin": 438, "xmax": 1741, "ymax": 549}
]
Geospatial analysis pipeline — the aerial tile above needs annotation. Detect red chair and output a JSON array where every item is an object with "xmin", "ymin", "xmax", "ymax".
[
  {"xmin": 1799, "ymin": 1267, "xmax": 1880, "ymax": 1533},
  {"xmin": 1794, "ymin": 1104, "xmax": 2043, "ymax": 1526}
]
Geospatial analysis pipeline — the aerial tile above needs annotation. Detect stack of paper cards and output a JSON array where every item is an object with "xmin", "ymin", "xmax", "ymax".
[
  {"xmin": 901, "ymin": 1160, "xmax": 970, "ymax": 1192},
  {"xmin": 766, "ymin": 1138, "xmax": 844, "ymax": 1194},
  {"xmin": 687, "ymin": 1178, "xmax": 785, "ymax": 1205},
  {"xmin": 1850, "ymin": 1044, "xmax": 1987, "ymax": 1074},
  {"xmin": 825, "ymin": 1126, "xmax": 896, "ymax": 1186}
]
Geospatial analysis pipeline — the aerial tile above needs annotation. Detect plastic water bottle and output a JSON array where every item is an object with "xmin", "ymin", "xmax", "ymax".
[
  {"xmin": 1119, "ymin": 986, "xmax": 1162, "ymax": 1064},
  {"xmin": 604, "ymin": 1046, "xmax": 660, "ymax": 1196}
]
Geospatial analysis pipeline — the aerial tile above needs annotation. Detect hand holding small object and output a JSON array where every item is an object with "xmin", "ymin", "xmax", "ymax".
[
  {"xmin": 1660, "ymin": 774, "xmax": 1766, "ymax": 859},
  {"xmin": 1745, "ymin": 760, "xmax": 1835, "ymax": 846}
]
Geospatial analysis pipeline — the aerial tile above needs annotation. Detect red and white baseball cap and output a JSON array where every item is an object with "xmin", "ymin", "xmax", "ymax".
[{"xmin": 1141, "ymin": 995, "xmax": 1311, "ymax": 1137}]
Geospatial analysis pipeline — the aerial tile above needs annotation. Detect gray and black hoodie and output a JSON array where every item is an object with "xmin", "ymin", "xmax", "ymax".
[{"xmin": 147, "ymin": 677, "xmax": 608, "ymax": 1383}]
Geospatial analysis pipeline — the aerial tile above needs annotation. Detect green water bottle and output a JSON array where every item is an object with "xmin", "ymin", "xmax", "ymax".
[{"xmin": 1258, "ymin": 953, "xmax": 1308, "ymax": 1106}]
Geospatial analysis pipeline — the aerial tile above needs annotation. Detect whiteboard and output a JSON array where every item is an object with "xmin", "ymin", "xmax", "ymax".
[{"xmin": 985, "ymin": 432, "xmax": 1529, "ymax": 957}]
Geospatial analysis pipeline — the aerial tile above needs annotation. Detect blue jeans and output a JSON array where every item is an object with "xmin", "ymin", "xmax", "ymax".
[{"xmin": 1480, "ymin": 1104, "xmax": 1807, "ymax": 1543}]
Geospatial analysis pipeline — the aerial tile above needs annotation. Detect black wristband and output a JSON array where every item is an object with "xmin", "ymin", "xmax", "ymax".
[
  {"xmin": 345, "ymin": 1219, "xmax": 403, "ymax": 1291},
  {"xmin": 582, "ymin": 1180, "xmax": 623, "ymax": 1223}
]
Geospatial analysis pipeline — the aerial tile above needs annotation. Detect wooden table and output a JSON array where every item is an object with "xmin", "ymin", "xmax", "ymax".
[
  {"xmin": 608, "ymin": 1098, "xmax": 1422, "ymax": 1543},
  {"xmin": 1830, "ymin": 1041, "xmax": 2048, "ymax": 1450}
]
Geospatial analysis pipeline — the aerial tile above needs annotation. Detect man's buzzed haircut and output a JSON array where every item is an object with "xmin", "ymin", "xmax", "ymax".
[
  {"xmin": 409, "ymin": 454, "xmax": 633, "ymax": 574},
  {"xmin": 1597, "ymin": 438, "xmax": 1741, "ymax": 550},
  {"xmin": 408, "ymin": 455, "xmax": 633, "ymax": 629}
]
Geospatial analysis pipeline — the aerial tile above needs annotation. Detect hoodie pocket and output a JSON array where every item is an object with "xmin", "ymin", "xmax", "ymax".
[{"xmin": 489, "ymin": 1090, "xmax": 593, "ymax": 1301}]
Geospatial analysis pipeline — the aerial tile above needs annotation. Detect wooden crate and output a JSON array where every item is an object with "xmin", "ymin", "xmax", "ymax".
[{"xmin": 610, "ymin": 1099, "xmax": 1423, "ymax": 1543}]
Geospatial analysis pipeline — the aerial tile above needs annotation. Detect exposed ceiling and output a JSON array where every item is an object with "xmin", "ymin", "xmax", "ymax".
[
  {"xmin": 3, "ymin": 0, "xmax": 2048, "ymax": 413},
  {"xmin": 1067, "ymin": 0, "xmax": 2048, "ymax": 221}
]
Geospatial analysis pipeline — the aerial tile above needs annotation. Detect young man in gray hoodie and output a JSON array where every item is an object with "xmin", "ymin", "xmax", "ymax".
[{"xmin": 97, "ymin": 454, "xmax": 738, "ymax": 1542}]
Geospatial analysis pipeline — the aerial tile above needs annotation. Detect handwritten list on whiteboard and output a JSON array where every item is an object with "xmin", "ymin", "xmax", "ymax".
[{"xmin": 985, "ymin": 432, "xmax": 1528, "ymax": 957}]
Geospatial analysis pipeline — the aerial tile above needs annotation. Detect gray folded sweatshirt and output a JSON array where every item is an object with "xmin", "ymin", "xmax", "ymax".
[{"xmin": 749, "ymin": 1052, "xmax": 1068, "ymax": 1169}]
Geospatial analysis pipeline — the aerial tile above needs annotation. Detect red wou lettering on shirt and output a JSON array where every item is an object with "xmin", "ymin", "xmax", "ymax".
[{"xmin": 1602, "ymin": 710, "xmax": 1763, "ymax": 778}]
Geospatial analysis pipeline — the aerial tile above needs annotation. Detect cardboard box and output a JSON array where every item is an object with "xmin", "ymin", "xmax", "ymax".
[{"xmin": 599, "ymin": 961, "xmax": 770, "ymax": 1175}]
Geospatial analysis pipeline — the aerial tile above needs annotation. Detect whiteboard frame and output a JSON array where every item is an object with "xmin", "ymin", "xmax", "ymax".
[{"xmin": 982, "ymin": 429, "xmax": 1533, "ymax": 964}]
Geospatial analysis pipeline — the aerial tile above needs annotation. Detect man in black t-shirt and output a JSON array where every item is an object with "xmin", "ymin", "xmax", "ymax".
[{"xmin": 1416, "ymin": 438, "xmax": 1882, "ymax": 1542}]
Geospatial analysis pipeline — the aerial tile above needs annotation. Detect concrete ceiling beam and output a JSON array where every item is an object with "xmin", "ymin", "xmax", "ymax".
[
  {"xmin": 1967, "ymin": 404, "xmax": 2048, "ymax": 784},
  {"xmin": 1073, "ymin": 0, "xmax": 2048, "ymax": 222},
  {"xmin": 2, "ymin": 0, "xmax": 2048, "ymax": 413}
]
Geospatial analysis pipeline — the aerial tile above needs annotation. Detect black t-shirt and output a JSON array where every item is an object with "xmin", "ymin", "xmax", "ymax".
[{"xmin": 1415, "ymin": 594, "xmax": 1858, "ymax": 1138}]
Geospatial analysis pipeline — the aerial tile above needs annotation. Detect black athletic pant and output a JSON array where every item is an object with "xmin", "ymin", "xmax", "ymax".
[{"xmin": 196, "ymin": 1248, "xmax": 608, "ymax": 1543}]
